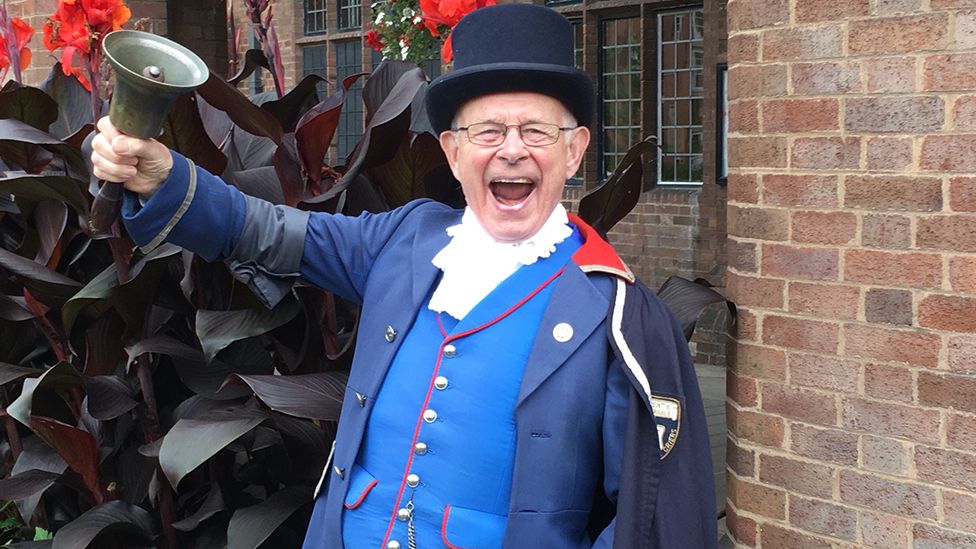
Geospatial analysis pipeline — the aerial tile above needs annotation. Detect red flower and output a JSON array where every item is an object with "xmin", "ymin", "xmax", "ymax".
[
  {"xmin": 0, "ymin": 15, "xmax": 34, "ymax": 79},
  {"xmin": 42, "ymin": 0, "xmax": 131, "ymax": 90},
  {"xmin": 418, "ymin": 0, "xmax": 494, "ymax": 62},
  {"xmin": 365, "ymin": 29, "xmax": 385, "ymax": 52}
]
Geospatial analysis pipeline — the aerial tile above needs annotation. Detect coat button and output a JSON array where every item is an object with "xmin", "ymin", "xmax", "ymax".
[
  {"xmin": 423, "ymin": 409, "xmax": 438, "ymax": 423},
  {"xmin": 387, "ymin": 542, "xmax": 401, "ymax": 549},
  {"xmin": 414, "ymin": 442, "xmax": 428, "ymax": 455},
  {"xmin": 406, "ymin": 473, "xmax": 420, "ymax": 487},
  {"xmin": 443, "ymin": 344, "xmax": 457, "ymax": 358},
  {"xmin": 397, "ymin": 507, "xmax": 412, "ymax": 521},
  {"xmin": 552, "ymin": 322, "xmax": 574, "ymax": 343},
  {"xmin": 385, "ymin": 325, "xmax": 397, "ymax": 342},
  {"xmin": 333, "ymin": 465, "xmax": 345, "ymax": 479},
  {"xmin": 434, "ymin": 376, "xmax": 448, "ymax": 390},
  {"xmin": 355, "ymin": 392, "xmax": 367, "ymax": 407}
]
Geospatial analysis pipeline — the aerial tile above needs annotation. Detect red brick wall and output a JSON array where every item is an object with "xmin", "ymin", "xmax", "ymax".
[{"xmin": 726, "ymin": 0, "xmax": 976, "ymax": 547}]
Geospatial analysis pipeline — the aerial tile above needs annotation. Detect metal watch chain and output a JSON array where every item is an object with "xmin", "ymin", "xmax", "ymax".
[{"xmin": 405, "ymin": 496, "xmax": 417, "ymax": 549}]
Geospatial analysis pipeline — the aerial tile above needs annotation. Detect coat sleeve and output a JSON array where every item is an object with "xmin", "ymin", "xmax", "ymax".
[
  {"xmin": 121, "ymin": 151, "xmax": 439, "ymax": 307},
  {"xmin": 607, "ymin": 279, "xmax": 718, "ymax": 549}
]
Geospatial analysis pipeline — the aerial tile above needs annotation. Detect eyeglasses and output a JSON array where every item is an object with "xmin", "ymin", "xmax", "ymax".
[{"xmin": 454, "ymin": 122, "xmax": 578, "ymax": 147}]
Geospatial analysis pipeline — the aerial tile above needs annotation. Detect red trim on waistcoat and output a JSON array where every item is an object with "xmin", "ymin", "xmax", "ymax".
[
  {"xmin": 343, "ymin": 478, "xmax": 378, "ymax": 510},
  {"xmin": 441, "ymin": 505, "xmax": 463, "ymax": 549},
  {"xmin": 568, "ymin": 213, "xmax": 635, "ymax": 283},
  {"xmin": 380, "ymin": 267, "xmax": 567, "ymax": 548}
]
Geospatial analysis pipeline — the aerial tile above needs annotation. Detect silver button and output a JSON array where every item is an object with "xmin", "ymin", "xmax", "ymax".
[
  {"xmin": 552, "ymin": 322, "xmax": 574, "ymax": 343},
  {"xmin": 333, "ymin": 465, "xmax": 345, "ymax": 479},
  {"xmin": 414, "ymin": 442, "xmax": 428, "ymax": 455},
  {"xmin": 406, "ymin": 473, "xmax": 420, "ymax": 487},
  {"xmin": 387, "ymin": 542, "xmax": 401, "ymax": 549},
  {"xmin": 355, "ymin": 392, "xmax": 367, "ymax": 407},
  {"xmin": 385, "ymin": 325, "xmax": 397, "ymax": 342},
  {"xmin": 443, "ymin": 344, "xmax": 457, "ymax": 358},
  {"xmin": 434, "ymin": 376, "xmax": 448, "ymax": 390},
  {"xmin": 423, "ymin": 409, "xmax": 438, "ymax": 423},
  {"xmin": 397, "ymin": 507, "xmax": 412, "ymax": 521}
]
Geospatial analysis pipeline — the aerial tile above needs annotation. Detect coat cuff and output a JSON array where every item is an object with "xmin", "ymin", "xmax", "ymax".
[{"xmin": 121, "ymin": 152, "xmax": 196, "ymax": 253}]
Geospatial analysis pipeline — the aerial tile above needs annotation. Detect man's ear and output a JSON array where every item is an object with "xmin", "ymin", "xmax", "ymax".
[
  {"xmin": 565, "ymin": 126, "xmax": 591, "ymax": 180},
  {"xmin": 439, "ymin": 130, "xmax": 462, "ymax": 180}
]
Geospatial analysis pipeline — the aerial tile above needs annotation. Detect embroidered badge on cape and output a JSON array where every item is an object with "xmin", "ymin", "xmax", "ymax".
[{"xmin": 651, "ymin": 395, "xmax": 681, "ymax": 460}]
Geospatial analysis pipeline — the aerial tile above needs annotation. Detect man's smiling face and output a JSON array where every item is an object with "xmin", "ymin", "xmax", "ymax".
[{"xmin": 439, "ymin": 92, "xmax": 590, "ymax": 243}]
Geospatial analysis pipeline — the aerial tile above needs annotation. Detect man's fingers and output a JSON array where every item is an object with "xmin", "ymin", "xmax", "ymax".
[
  {"xmin": 96, "ymin": 116, "xmax": 123, "ymax": 141},
  {"xmin": 91, "ymin": 152, "xmax": 138, "ymax": 182},
  {"xmin": 91, "ymin": 134, "xmax": 139, "ymax": 166}
]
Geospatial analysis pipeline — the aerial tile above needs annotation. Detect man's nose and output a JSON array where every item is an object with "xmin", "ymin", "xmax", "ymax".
[{"xmin": 496, "ymin": 126, "xmax": 529, "ymax": 163}]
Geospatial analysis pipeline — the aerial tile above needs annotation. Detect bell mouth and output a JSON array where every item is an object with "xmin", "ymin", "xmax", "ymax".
[{"xmin": 103, "ymin": 30, "xmax": 209, "ymax": 91}]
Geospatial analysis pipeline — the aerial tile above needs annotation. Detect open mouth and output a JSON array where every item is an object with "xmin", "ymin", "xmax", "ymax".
[{"xmin": 490, "ymin": 179, "xmax": 535, "ymax": 207}]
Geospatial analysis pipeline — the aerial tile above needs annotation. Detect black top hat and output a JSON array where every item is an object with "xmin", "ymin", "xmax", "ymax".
[{"xmin": 425, "ymin": 4, "xmax": 595, "ymax": 133}]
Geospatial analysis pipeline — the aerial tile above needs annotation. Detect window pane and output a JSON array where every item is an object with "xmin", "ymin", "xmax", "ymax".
[
  {"xmin": 600, "ymin": 17, "xmax": 641, "ymax": 178},
  {"xmin": 305, "ymin": 0, "xmax": 327, "ymax": 35},
  {"xmin": 302, "ymin": 45, "xmax": 328, "ymax": 99},
  {"xmin": 657, "ymin": 8, "xmax": 704, "ymax": 184},
  {"xmin": 335, "ymin": 41, "xmax": 363, "ymax": 162},
  {"xmin": 338, "ymin": 0, "xmax": 361, "ymax": 30}
]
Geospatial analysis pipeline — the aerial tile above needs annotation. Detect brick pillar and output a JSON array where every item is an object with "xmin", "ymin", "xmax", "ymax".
[{"xmin": 726, "ymin": 1, "xmax": 976, "ymax": 547}]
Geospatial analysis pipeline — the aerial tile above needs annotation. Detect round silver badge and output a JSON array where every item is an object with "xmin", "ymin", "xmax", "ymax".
[{"xmin": 552, "ymin": 322, "xmax": 574, "ymax": 343}]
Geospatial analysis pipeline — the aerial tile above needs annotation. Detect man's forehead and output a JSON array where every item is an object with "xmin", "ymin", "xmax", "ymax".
[{"xmin": 456, "ymin": 92, "xmax": 572, "ymax": 122}]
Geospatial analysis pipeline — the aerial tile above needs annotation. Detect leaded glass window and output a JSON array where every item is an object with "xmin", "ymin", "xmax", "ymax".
[
  {"xmin": 305, "ymin": 0, "xmax": 327, "ymax": 35},
  {"xmin": 658, "ymin": 9, "xmax": 704, "ymax": 184},
  {"xmin": 599, "ymin": 17, "xmax": 641, "ymax": 179}
]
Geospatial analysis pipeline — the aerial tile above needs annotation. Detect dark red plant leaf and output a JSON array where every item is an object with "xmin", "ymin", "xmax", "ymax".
[
  {"xmin": 222, "ymin": 126, "xmax": 278, "ymax": 172},
  {"xmin": 33, "ymin": 200, "xmax": 68, "ymax": 267},
  {"xmin": 159, "ymin": 406, "xmax": 268, "ymax": 489},
  {"xmin": 226, "ymin": 485, "xmax": 310, "ymax": 549},
  {"xmin": 304, "ymin": 67, "xmax": 427, "ymax": 207},
  {"xmin": 0, "ymin": 118, "xmax": 88, "ymax": 174},
  {"xmin": 0, "ymin": 362, "xmax": 39, "ymax": 385},
  {"xmin": 0, "ymin": 469, "xmax": 61, "ymax": 501},
  {"xmin": 197, "ymin": 72, "xmax": 284, "ymax": 144},
  {"xmin": 171, "ymin": 482, "xmax": 226, "ymax": 532},
  {"xmin": 362, "ymin": 59, "xmax": 429, "ymax": 128},
  {"xmin": 274, "ymin": 134, "xmax": 312, "ymax": 208},
  {"xmin": 0, "ymin": 247, "xmax": 81, "ymax": 308},
  {"xmin": 82, "ymin": 309, "xmax": 126, "ymax": 376},
  {"xmin": 226, "ymin": 49, "xmax": 273, "ymax": 87},
  {"xmin": 223, "ymin": 371, "xmax": 348, "ymax": 421},
  {"xmin": 366, "ymin": 131, "xmax": 450, "ymax": 209},
  {"xmin": 262, "ymin": 73, "xmax": 333, "ymax": 133},
  {"xmin": 30, "ymin": 416, "xmax": 101, "ymax": 501},
  {"xmin": 116, "ymin": 445, "xmax": 155, "ymax": 505},
  {"xmin": 270, "ymin": 412, "xmax": 330, "ymax": 480},
  {"xmin": 195, "ymin": 295, "xmax": 302, "ymax": 363},
  {"xmin": 125, "ymin": 335, "xmax": 206, "ymax": 372},
  {"xmin": 158, "ymin": 93, "xmax": 228, "ymax": 176},
  {"xmin": 84, "ymin": 375, "xmax": 137, "ymax": 421},
  {"xmin": 294, "ymin": 73, "xmax": 364, "ymax": 188},
  {"xmin": 38, "ymin": 63, "xmax": 94, "ymax": 141},
  {"xmin": 0, "ymin": 81, "xmax": 58, "ymax": 131},
  {"xmin": 0, "ymin": 173, "xmax": 90, "ymax": 221},
  {"xmin": 0, "ymin": 294, "xmax": 36, "ymax": 321},
  {"xmin": 656, "ymin": 276, "xmax": 736, "ymax": 343},
  {"xmin": 577, "ymin": 136, "xmax": 660, "ymax": 234},
  {"xmin": 51, "ymin": 500, "xmax": 156, "ymax": 549},
  {"xmin": 10, "ymin": 435, "xmax": 68, "ymax": 524},
  {"xmin": 173, "ymin": 338, "xmax": 274, "ymax": 400},
  {"xmin": 6, "ymin": 362, "xmax": 82, "ymax": 427},
  {"xmin": 196, "ymin": 91, "xmax": 234, "ymax": 151},
  {"xmin": 223, "ymin": 166, "xmax": 286, "ymax": 204}
]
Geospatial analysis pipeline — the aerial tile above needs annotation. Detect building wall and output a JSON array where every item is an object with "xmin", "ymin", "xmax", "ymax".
[{"xmin": 726, "ymin": 0, "xmax": 976, "ymax": 547}]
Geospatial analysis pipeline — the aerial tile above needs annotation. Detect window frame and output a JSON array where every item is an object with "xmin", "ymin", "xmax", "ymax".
[
  {"xmin": 337, "ymin": 0, "xmax": 362, "ymax": 31},
  {"xmin": 304, "ymin": 0, "xmax": 328, "ymax": 35}
]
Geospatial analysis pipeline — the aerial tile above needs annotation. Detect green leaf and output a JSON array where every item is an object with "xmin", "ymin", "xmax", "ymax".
[
  {"xmin": 226, "ymin": 486, "xmax": 310, "ymax": 549},
  {"xmin": 158, "ymin": 407, "xmax": 267, "ymax": 489},
  {"xmin": 195, "ymin": 298, "xmax": 301, "ymax": 363},
  {"xmin": 34, "ymin": 527, "xmax": 53, "ymax": 541}
]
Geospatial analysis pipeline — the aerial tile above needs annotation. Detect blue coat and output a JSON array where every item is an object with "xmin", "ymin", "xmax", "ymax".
[{"xmin": 122, "ymin": 153, "xmax": 717, "ymax": 548}]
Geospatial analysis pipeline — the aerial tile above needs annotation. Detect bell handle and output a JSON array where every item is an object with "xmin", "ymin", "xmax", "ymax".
[{"xmin": 88, "ymin": 180, "xmax": 124, "ymax": 240}]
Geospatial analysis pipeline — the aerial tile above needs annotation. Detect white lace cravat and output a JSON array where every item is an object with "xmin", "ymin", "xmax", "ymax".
[{"xmin": 429, "ymin": 205, "xmax": 574, "ymax": 320}]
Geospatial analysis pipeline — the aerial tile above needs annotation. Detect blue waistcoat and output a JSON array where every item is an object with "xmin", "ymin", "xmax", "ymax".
[{"xmin": 334, "ymin": 230, "xmax": 581, "ymax": 549}]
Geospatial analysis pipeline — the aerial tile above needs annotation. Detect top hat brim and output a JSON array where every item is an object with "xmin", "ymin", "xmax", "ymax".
[{"xmin": 425, "ymin": 62, "xmax": 595, "ymax": 134}]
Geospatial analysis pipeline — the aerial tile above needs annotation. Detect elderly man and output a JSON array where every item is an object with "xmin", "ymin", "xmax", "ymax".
[{"xmin": 91, "ymin": 4, "xmax": 716, "ymax": 548}]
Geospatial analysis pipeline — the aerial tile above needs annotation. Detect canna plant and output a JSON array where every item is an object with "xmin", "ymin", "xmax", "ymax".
[{"xmin": 0, "ymin": 7, "xmax": 729, "ymax": 549}]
